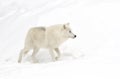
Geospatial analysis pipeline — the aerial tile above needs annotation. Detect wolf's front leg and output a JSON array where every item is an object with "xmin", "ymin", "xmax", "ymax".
[
  {"xmin": 32, "ymin": 48, "xmax": 39, "ymax": 63},
  {"xmin": 49, "ymin": 49, "xmax": 56, "ymax": 62}
]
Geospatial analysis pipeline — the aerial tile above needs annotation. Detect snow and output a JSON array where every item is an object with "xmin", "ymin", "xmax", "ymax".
[{"xmin": 0, "ymin": 0, "xmax": 120, "ymax": 79}]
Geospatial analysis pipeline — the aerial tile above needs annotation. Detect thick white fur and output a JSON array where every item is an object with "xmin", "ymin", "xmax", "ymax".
[{"xmin": 18, "ymin": 23, "xmax": 76, "ymax": 63}]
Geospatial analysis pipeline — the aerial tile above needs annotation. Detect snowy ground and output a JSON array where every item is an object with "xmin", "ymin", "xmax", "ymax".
[{"xmin": 0, "ymin": 0, "xmax": 120, "ymax": 79}]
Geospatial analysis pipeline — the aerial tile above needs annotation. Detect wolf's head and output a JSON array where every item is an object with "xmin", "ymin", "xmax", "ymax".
[{"xmin": 61, "ymin": 23, "xmax": 76, "ymax": 39}]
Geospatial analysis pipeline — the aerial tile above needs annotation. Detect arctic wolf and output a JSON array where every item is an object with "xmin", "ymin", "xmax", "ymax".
[{"xmin": 18, "ymin": 23, "xmax": 76, "ymax": 63}]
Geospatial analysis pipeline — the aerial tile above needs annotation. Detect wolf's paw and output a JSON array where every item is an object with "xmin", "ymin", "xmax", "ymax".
[
  {"xmin": 55, "ymin": 56, "xmax": 60, "ymax": 61},
  {"xmin": 18, "ymin": 60, "xmax": 21, "ymax": 63}
]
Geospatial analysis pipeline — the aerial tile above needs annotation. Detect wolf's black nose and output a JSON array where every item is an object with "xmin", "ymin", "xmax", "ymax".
[{"xmin": 74, "ymin": 35, "xmax": 76, "ymax": 38}]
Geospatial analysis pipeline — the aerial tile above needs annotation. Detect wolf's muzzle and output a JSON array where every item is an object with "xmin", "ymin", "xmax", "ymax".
[{"xmin": 73, "ymin": 35, "xmax": 76, "ymax": 38}]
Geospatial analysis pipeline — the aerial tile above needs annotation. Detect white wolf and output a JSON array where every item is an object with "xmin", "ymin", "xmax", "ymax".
[{"xmin": 18, "ymin": 23, "xmax": 76, "ymax": 63}]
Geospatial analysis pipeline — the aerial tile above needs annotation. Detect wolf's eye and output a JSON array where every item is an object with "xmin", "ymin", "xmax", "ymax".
[{"xmin": 69, "ymin": 31, "xmax": 71, "ymax": 33}]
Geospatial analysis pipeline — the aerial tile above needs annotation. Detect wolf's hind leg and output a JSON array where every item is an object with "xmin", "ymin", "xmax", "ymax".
[
  {"xmin": 18, "ymin": 48, "xmax": 29, "ymax": 63},
  {"xmin": 54, "ymin": 48, "xmax": 61, "ymax": 60}
]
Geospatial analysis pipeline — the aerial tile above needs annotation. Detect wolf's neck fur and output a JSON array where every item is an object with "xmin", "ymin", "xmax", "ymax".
[{"xmin": 45, "ymin": 26, "xmax": 68, "ymax": 48}]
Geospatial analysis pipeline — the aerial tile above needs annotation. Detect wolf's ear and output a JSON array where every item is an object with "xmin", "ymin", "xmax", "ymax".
[
  {"xmin": 63, "ymin": 23, "xmax": 70, "ymax": 29},
  {"xmin": 63, "ymin": 24, "xmax": 66, "ymax": 29},
  {"xmin": 66, "ymin": 22, "xmax": 70, "ymax": 26}
]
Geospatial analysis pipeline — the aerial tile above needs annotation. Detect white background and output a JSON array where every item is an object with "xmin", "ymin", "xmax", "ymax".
[{"xmin": 0, "ymin": 0, "xmax": 120, "ymax": 79}]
